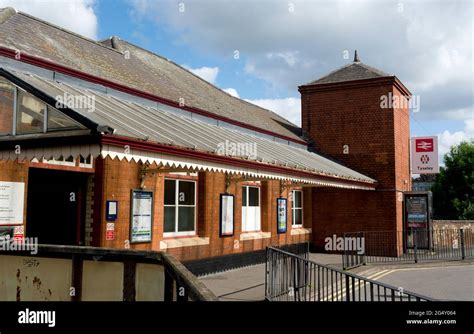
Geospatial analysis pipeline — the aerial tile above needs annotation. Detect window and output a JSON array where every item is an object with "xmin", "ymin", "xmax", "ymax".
[
  {"xmin": 47, "ymin": 107, "xmax": 84, "ymax": 131},
  {"xmin": 292, "ymin": 190, "xmax": 303, "ymax": 227},
  {"xmin": 16, "ymin": 90, "xmax": 46, "ymax": 134},
  {"xmin": 0, "ymin": 77, "xmax": 14, "ymax": 136},
  {"xmin": 242, "ymin": 186, "xmax": 261, "ymax": 232},
  {"xmin": 164, "ymin": 179, "xmax": 196, "ymax": 236}
]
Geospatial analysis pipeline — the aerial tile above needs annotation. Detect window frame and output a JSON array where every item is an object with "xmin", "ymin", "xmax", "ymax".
[
  {"xmin": 163, "ymin": 178, "xmax": 197, "ymax": 237},
  {"xmin": 291, "ymin": 189, "xmax": 303, "ymax": 227},
  {"xmin": 0, "ymin": 83, "xmax": 85, "ymax": 137},
  {"xmin": 241, "ymin": 185, "xmax": 261, "ymax": 232}
]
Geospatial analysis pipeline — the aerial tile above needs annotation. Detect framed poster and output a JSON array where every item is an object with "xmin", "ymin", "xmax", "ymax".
[
  {"xmin": 0, "ymin": 181, "xmax": 25, "ymax": 225},
  {"xmin": 130, "ymin": 190, "xmax": 153, "ymax": 243},
  {"xmin": 106, "ymin": 200, "xmax": 118, "ymax": 221},
  {"xmin": 404, "ymin": 192, "xmax": 432, "ymax": 250},
  {"xmin": 219, "ymin": 194, "xmax": 234, "ymax": 237},
  {"xmin": 277, "ymin": 198, "xmax": 287, "ymax": 234}
]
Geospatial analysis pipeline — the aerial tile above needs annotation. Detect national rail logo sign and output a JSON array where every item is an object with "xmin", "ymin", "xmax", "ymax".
[{"xmin": 411, "ymin": 136, "xmax": 439, "ymax": 174}]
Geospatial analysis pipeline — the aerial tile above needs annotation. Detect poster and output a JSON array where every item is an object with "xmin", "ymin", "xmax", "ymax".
[
  {"xmin": 277, "ymin": 198, "xmax": 287, "ymax": 234},
  {"xmin": 106, "ymin": 200, "xmax": 118, "ymax": 221},
  {"xmin": 219, "ymin": 194, "xmax": 234, "ymax": 236},
  {"xmin": 405, "ymin": 195, "xmax": 428, "ymax": 228},
  {"xmin": 411, "ymin": 136, "xmax": 439, "ymax": 174},
  {"xmin": 130, "ymin": 190, "xmax": 153, "ymax": 243},
  {"xmin": 0, "ymin": 181, "xmax": 24, "ymax": 225}
]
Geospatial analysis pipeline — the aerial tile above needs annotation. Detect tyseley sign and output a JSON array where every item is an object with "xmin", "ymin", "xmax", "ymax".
[{"xmin": 411, "ymin": 136, "xmax": 439, "ymax": 174}]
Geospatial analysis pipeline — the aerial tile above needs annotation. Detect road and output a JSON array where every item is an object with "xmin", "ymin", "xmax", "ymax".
[{"xmin": 358, "ymin": 264, "xmax": 474, "ymax": 301}]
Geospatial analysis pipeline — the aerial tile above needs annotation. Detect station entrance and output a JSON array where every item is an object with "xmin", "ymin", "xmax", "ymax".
[{"xmin": 26, "ymin": 167, "xmax": 89, "ymax": 245}]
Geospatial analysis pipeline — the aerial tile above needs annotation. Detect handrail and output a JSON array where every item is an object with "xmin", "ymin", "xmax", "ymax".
[
  {"xmin": 266, "ymin": 246, "xmax": 434, "ymax": 301},
  {"xmin": 0, "ymin": 244, "xmax": 217, "ymax": 301}
]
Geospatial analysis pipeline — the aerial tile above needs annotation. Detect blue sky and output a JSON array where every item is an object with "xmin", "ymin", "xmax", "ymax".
[{"xmin": 3, "ymin": 0, "xmax": 473, "ymax": 160}]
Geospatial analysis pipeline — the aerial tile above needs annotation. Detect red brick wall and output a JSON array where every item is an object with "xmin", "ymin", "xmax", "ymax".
[
  {"xmin": 301, "ymin": 78, "xmax": 410, "ymax": 253},
  {"xmin": 95, "ymin": 156, "xmax": 310, "ymax": 261}
]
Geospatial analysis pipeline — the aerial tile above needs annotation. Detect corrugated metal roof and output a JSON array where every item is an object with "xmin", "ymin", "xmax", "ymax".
[
  {"xmin": 0, "ymin": 9, "xmax": 302, "ymax": 141},
  {"xmin": 10, "ymin": 70, "xmax": 376, "ymax": 184}
]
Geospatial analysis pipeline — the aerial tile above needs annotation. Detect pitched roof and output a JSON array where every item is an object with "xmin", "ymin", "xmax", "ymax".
[
  {"xmin": 303, "ymin": 60, "xmax": 391, "ymax": 86},
  {"xmin": 0, "ymin": 8, "xmax": 302, "ymax": 141}
]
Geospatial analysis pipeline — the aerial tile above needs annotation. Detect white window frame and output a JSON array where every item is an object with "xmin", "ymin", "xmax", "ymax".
[
  {"xmin": 242, "ymin": 185, "xmax": 261, "ymax": 232},
  {"xmin": 163, "ymin": 179, "xmax": 197, "ymax": 237},
  {"xmin": 292, "ymin": 190, "xmax": 303, "ymax": 227}
]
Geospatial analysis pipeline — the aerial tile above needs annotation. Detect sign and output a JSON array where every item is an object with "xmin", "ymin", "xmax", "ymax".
[
  {"xmin": 219, "ymin": 194, "xmax": 234, "ymax": 237},
  {"xmin": 106, "ymin": 200, "xmax": 118, "ymax": 221},
  {"xmin": 13, "ymin": 225, "xmax": 24, "ymax": 242},
  {"xmin": 106, "ymin": 223, "xmax": 115, "ymax": 241},
  {"xmin": 277, "ymin": 198, "xmax": 287, "ymax": 234},
  {"xmin": 130, "ymin": 190, "xmax": 153, "ymax": 243},
  {"xmin": 405, "ymin": 196, "xmax": 428, "ymax": 228},
  {"xmin": 411, "ymin": 136, "xmax": 439, "ymax": 174},
  {"xmin": 404, "ymin": 192, "xmax": 432, "ymax": 250},
  {"xmin": 0, "ymin": 181, "xmax": 25, "ymax": 225}
]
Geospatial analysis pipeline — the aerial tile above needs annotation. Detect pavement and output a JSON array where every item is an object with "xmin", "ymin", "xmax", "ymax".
[
  {"xmin": 199, "ymin": 253, "xmax": 346, "ymax": 301},
  {"xmin": 199, "ymin": 253, "xmax": 474, "ymax": 301}
]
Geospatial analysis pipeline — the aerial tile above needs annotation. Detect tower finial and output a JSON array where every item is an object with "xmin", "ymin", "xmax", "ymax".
[{"xmin": 353, "ymin": 50, "xmax": 360, "ymax": 63}]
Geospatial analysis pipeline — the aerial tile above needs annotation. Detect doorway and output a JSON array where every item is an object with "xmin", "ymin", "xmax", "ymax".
[{"xmin": 26, "ymin": 168, "xmax": 89, "ymax": 245}]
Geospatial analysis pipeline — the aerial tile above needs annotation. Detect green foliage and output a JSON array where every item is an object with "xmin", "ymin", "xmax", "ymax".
[{"xmin": 431, "ymin": 141, "xmax": 474, "ymax": 220}]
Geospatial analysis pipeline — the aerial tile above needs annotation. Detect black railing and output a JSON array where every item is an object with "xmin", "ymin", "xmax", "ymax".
[
  {"xmin": 265, "ymin": 246, "xmax": 433, "ymax": 301},
  {"xmin": 342, "ymin": 228, "xmax": 473, "ymax": 269}
]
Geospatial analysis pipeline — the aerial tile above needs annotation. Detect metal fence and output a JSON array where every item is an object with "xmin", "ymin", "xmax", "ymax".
[
  {"xmin": 343, "ymin": 228, "xmax": 473, "ymax": 270},
  {"xmin": 265, "ymin": 246, "xmax": 433, "ymax": 301}
]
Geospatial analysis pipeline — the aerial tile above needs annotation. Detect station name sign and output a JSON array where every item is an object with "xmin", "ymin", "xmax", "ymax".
[{"xmin": 411, "ymin": 136, "xmax": 439, "ymax": 174}]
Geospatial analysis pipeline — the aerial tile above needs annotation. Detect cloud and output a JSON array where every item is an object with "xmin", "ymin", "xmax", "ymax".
[
  {"xmin": 437, "ymin": 118, "xmax": 474, "ymax": 162},
  {"xmin": 183, "ymin": 65, "xmax": 219, "ymax": 84},
  {"xmin": 245, "ymin": 97, "xmax": 301, "ymax": 126},
  {"xmin": 130, "ymin": 0, "xmax": 473, "ymax": 124},
  {"xmin": 223, "ymin": 88, "xmax": 239, "ymax": 98},
  {"xmin": 1, "ymin": 0, "xmax": 98, "ymax": 39}
]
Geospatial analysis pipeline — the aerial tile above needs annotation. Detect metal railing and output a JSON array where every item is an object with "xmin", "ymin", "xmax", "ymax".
[
  {"xmin": 265, "ymin": 246, "xmax": 433, "ymax": 301},
  {"xmin": 342, "ymin": 228, "xmax": 473, "ymax": 269}
]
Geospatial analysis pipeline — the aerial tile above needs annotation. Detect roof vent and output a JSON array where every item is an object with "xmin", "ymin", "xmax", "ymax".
[{"xmin": 353, "ymin": 50, "xmax": 360, "ymax": 63}]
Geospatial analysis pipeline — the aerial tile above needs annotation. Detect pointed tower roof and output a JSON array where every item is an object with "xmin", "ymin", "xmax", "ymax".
[{"xmin": 302, "ymin": 50, "xmax": 391, "ymax": 86}]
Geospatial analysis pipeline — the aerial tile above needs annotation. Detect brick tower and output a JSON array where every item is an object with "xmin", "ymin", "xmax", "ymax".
[{"xmin": 299, "ymin": 51, "xmax": 412, "ymax": 252}]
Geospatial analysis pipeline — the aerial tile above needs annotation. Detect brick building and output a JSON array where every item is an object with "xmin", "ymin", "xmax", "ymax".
[{"xmin": 0, "ymin": 8, "xmax": 410, "ymax": 268}]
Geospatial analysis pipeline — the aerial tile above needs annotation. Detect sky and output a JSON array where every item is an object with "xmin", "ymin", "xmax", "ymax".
[{"xmin": 2, "ymin": 0, "xmax": 473, "ymax": 162}]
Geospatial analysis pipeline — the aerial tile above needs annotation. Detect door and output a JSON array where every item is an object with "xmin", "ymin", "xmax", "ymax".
[{"xmin": 26, "ymin": 168, "xmax": 88, "ymax": 245}]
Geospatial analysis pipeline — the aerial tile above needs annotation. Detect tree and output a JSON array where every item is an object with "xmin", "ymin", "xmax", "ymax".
[{"xmin": 431, "ymin": 140, "xmax": 474, "ymax": 220}]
